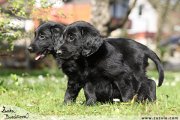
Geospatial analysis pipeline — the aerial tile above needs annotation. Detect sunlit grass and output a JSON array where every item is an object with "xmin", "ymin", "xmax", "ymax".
[{"xmin": 0, "ymin": 69, "xmax": 180, "ymax": 115}]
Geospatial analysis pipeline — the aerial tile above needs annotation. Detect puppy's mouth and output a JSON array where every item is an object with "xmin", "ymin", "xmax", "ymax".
[{"xmin": 35, "ymin": 49, "xmax": 48, "ymax": 60}]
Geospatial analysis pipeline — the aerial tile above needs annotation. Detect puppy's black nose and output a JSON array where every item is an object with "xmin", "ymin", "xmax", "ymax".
[
  {"xmin": 28, "ymin": 46, "xmax": 34, "ymax": 53},
  {"xmin": 56, "ymin": 49, "xmax": 62, "ymax": 54}
]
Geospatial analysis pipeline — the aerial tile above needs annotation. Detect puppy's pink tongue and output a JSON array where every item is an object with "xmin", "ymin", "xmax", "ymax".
[
  {"xmin": 35, "ymin": 55, "xmax": 41, "ymax": 60},
  {"xmin": 35, "ymin": 54, "xmax": 45, "ymax": 60}
]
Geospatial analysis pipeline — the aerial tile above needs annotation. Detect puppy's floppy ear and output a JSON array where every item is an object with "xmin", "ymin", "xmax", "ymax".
[
  {"xmin": 80, "ymin": 26, "xmax": 103, "ymax": 57},
  {"xmin": 50, "ymin": 24, "xmax": 65, "ymax": 43}
]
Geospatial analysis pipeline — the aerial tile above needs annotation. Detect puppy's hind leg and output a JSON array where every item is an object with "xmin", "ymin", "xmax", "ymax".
[
  {"xmin": 147, "ymin": 79, "xmax": 156, "ymax": 101},
  {"xmin": 83, "ymin": 82, "xmax": 97, "ymax": 106},
  {"xmin": 137, "ymin": 79, "xmax": 156, "ymax": 102}
]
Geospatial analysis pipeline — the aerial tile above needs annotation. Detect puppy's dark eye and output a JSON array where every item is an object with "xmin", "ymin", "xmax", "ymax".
[
  {"xmin": 39, "ymin": 34, "xmax": 45, "ymax": 39},
  {"xmin": 68, "ymin": 34, "xmax": 75, "ymax": 42}
]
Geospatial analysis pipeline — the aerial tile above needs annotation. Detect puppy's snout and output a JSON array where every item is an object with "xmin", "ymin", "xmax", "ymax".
[
  {"xmin": 55, "ymin": 44, "xmax": 63, "ymax": 55},
  {"xmin": 28, "ymin": 46, "xmax": 34, "ymax": 53},
  {"xmin": 56, "ymin": 49, "xmax": 63, "ymax": 54}
]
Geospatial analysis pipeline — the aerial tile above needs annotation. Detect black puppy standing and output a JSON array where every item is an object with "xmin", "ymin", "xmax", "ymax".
[
  {"xmin": 28, "ymin": 22, "xmax": 85, "ymax": 103},
  {"xmin": 55, "ymin": 21, "xmax": 164, "ymax": 105}
]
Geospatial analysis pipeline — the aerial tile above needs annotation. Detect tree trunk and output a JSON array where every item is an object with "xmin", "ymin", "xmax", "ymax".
[
  {"xmin": 155, "ymin": 0, "xmax": 171, "ymax": 44},
  {"xmin": 90, "ymin": 0, "xmax": 111, "ymax": 36}
]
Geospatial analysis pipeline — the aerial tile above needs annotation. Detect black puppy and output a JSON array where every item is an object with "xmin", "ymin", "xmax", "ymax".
[
  {"xmin": 55, "ymin": 21, "xmax": 163, "ymax": 105},
  {"xmin": 28, "ymin": 22, "xmax": 84, "ymax": 103},
  {"xmin": 28, "ymin": 21, "xmax": 65, "ymax": 62}
]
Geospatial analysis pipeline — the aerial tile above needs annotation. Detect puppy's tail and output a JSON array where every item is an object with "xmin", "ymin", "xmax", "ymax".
[{"xmin": 146, "ymin": 49, "xmax": 164, "ymax": 87}]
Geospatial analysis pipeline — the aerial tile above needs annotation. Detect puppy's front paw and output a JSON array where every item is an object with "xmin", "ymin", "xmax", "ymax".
[{"xmin": 86, "ymin": 98, "xmax": 96, "ymax": 106}]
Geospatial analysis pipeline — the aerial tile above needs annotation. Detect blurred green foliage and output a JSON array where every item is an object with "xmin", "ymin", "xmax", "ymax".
[{"xmin": 0, "ymin": 0, "xmax": 35, "ymax": 49}]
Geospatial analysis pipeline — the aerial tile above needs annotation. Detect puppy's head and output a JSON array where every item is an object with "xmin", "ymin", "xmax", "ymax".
[
  {"xmin": 28, "ymin": 21, "xmax": 65, "ymax": 60},
  {"xmin": 55, "ymin": 21, "xmax": 103, "ymax": 59}
]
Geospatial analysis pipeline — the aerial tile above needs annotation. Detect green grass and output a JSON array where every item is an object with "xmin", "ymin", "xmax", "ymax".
[{"xmin": 0, "ymin": 69, "xmax": 180, "ymax": 116}]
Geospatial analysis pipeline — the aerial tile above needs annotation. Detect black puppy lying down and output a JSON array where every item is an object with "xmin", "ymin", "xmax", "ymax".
[{"xmin": 55, "ymin": 21, "xmax": 163, "ymax": 105}]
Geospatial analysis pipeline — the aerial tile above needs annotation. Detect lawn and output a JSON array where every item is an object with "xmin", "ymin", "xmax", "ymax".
[{"xmin": 0, "ymin": 69, "xmax": 180, "ymax": 118}]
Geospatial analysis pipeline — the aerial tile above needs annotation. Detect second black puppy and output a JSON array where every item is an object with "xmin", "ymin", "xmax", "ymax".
[{"xmin": 55, "ymin": 21, "xmax": 163, "ymax": 105}]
